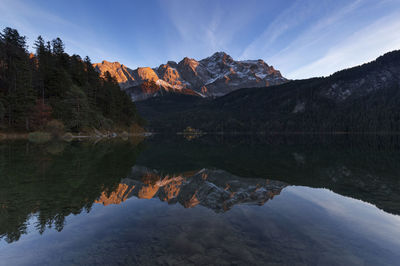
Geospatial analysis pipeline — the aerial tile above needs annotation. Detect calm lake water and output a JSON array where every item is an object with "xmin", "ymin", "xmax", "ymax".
[{"xmin": 1, "ymin": 135, "xmax": 400, "ymax": 265}]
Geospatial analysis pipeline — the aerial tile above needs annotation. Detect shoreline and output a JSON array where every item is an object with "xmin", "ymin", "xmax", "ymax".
[
  {"xmin": 3, "ymin": 130, "xmax": 400, "ymax": 142},
  {"xmin": 0, "ymin": 131, "xmax": 153, "ymax": 142}
]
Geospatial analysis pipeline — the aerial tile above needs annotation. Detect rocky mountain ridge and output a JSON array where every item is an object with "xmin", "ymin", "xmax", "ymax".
[
  {"xmin": 93, "ymin": 52, "xmax": 287, "ymax": 101},
  {"xmin": 136, "ymin": 49, "xmax": 400, "ymax": 133}
]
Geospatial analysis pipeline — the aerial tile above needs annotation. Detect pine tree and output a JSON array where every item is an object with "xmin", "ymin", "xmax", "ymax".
[
  {"xmin": 51, "ymin": 37, "xmax": 64, "ymax": 56},
  {"xmin": 34, "ymin": 36, "xmax": 45, "ymax": 56},
  {"xmin": 0, "ymin": 27, "xmax": 35, "ymax": 129},
  {"xmin": 62, "ymin": 85, "xmax": 91, "ymax": 131},
  {"xmin": 0, "ymin": 26, "xmax": 143, "ymax": 132}
]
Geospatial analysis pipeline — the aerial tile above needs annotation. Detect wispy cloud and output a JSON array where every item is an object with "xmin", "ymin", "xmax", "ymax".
[
  {"xmin": 268, "ymin": 0, "xmax": 363, "ymax": 59},
  {"xmin": 0, "ymin": 0, "xmax": 77, "ymax": 43},
  {"xmin": 288, "ymin": 12, "xmax": 400, "ymax": 78},
  {"xmin": 240, "ymin": 0, "xmax": 316, "ymax": 60},
  {"xmin": 1, "ymin": 0, "xmax": 398, "ymax": 74},
  {"xmin": 0, "ymin": 0, "xmax": 117, "ymax": 64},
  {"xmin": 239, "ymin": 0, "xmax": 400, "ymax": 79},
  {"xmin": 160, "ymin": 0, "xmax": 265, "ymax": 61}
]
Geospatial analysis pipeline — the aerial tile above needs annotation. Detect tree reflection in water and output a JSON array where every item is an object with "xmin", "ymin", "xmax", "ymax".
[{"xmin": 1, "ymin": 134, "xmax": 400, "ymax": 244}]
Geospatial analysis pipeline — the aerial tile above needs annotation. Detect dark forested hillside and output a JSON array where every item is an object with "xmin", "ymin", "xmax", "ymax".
[
  {"xmin": 0, "ymin": 27, "xmax": 143, "ymax": 132},
  {"xmin": 137, "ymin": 50, "xmax": 400, "ymax": 133}
]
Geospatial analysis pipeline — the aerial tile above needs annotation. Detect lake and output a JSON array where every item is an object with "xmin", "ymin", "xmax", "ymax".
[{"xmin": 1, "ymin": 135, "xmax": 400, "ymax": 265}]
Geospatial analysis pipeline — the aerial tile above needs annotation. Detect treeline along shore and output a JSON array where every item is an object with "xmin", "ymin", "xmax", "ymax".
[{"xmin": 0, "ymin": 27, "xmax": 145, "ymax": 140}]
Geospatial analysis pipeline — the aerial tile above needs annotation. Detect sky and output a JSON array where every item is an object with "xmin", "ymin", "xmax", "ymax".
[{"xmin": 1, "ymin": 0, "xmax": 399, "ymax": 79}]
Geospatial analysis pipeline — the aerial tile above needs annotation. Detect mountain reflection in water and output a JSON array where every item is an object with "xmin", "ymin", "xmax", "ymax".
[
  {"xmin": 95, "ymin": 167, "xmax": 286, "ymax": 212},
  {"xmin": 1, "ymin": 135, "xmax": 400, "ymax": 265}
]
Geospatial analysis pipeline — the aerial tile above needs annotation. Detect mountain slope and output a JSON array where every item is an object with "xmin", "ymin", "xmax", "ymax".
[
  {"xmin": 94, "ymin": 52, "xmax": 287, "ymax": 101},
  {"xmin": 93, "ymin": 61, "xmax": 137, "ymax": 89},
  {"xmin": 137, "ymin": 50, "xmax": 400, "ymax": 132}
]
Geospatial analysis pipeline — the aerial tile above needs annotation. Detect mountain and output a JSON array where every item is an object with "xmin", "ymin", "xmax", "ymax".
[
  {"xmin": 95, "ymin": 166, "xmax": 287, "ymax": 212},
  {"xmin": 93, "ymin": 61, "xmax": 137, "ymax": 89},
  {"xmin": 136, "ymin": 50, "xmax": 400, "ymax": 133},
  {"xmin": 94, "ymin": 52, "xmax": 287, "ymax": 101}
]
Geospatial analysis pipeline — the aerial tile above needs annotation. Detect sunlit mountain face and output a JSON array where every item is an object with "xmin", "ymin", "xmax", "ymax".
[
  {"xmin": 94, "ymin": 52, "xmax": 287, "ymax": 101},
  {"xmin": 1, "ymin": 136, "xmax": 400, "ymax": 265}
]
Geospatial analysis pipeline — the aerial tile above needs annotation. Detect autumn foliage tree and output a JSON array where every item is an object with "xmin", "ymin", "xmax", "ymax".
[{"xmin": 30, "ymin": 100, "xmax": 52, "ymax": 130}]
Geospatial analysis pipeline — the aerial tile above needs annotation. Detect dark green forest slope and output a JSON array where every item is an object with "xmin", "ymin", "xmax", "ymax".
[
  {"xmin": 137, "ymin": 50, "xmax": 400, "ymax": 133},
  {"xmin": 0, "ymin": 27, "xmax": 143, "ymax": 132}
]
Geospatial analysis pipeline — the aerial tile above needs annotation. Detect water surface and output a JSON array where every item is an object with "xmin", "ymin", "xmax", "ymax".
[{"xmin": 1, "ymin": 135, "xmax": 399, "ymax": 265}]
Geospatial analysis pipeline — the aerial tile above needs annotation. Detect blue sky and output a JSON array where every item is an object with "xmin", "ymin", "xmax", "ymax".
[{"xmin": 1, "ymin": 0, "xmax": 399, "ymax": 79}]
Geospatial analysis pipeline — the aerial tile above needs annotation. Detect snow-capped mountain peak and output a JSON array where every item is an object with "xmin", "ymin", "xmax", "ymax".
[{"xmin": 94, "ymin": 52, "xmax": 287, "ymax": 101}]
